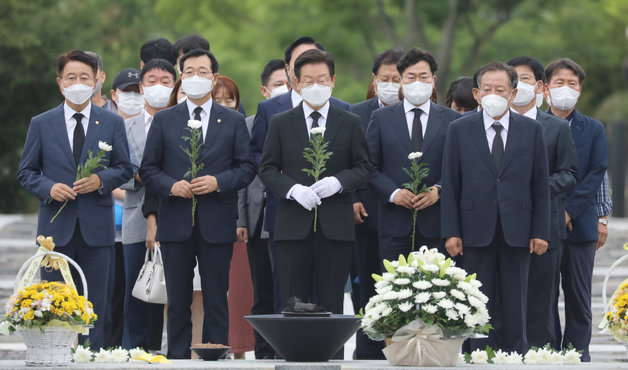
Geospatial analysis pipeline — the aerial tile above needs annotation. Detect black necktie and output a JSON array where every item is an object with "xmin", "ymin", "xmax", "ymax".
[
  {"xmin": 193, "ymin": 106, "xmax": 203, "ymax": 142},
  {"xmin": 411, "ymin": 108, "xmax": 423, "ymax": 151},
  {"xmin": 310, "ymin": 111, "xmax": 321, "ymax": 129},
  {"xmin": 492, "ymin": 121, "xmax": 504, "ymax": 170},
  {"xmin": 72, "ymin": 113, "xmax": 85, "ymax": 165}
]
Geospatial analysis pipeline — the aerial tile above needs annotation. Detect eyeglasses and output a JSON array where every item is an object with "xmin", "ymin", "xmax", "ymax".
[
  {"xmin": 62, "ymin": 76, "xmax": 94, "ymax": 85},
  {"xmin": 299, "ymin": 78, "xmax": 332, "ymax": 89},
  {"xmin": 182, "ymin": 70, "xmax": 213, "ymax": 79}
]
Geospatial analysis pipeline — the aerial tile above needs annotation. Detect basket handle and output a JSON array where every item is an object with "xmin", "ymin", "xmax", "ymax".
[
  {"xmin": 14, "ymin": 251, "xmax": 88, "ymax": 300},
  {"xmin": 601, "ymin": 254, "xmax": 628, "ymax": 309}
]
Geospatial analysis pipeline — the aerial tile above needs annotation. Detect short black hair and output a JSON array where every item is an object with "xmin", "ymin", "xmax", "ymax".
[
  {"xmin": 84, "ymin": 51, "xmax": 103, "ymax": 71},
  {"xmin": 56, "ymin": 49, "xmax": 98, "ymax": 77},
  {"xmin": 179, "ymin": 49, "xmax": 219, "ymax": 74},
  {"xmin": 284, "ymin": 36, "xmax": 325, "ymax": 65},
  {"xmin": 294, "ymin": 49, "xmax": 334, "ymax": 80},
  {"xmin": 506, "ymin": 56, "xmax": 545, "ymax": 82},
  {"xmin": 397, "ymin": 48, "xmax": 438, "ymax": 75},
  {"xmin": 476, "ymin": 61, "xmax": 518, "ymax": 90},
  {"xmin": 544, "ymin": 58, "xmax": 586, "ymax": 84},
  {"xmin": 174, "ymin": 34, "xmax": 210, "ymax": 55},
  {"xmin": 140, "ymin": 59, "xmax": 176, "ymax": 82},
  {"xmin": 261, "ymin": 59, "xmax": 286, "ymax": 86},
  {"xmin": 445, "ymin": 77, "xmax": 478, "ymax": 111},
  {"xmin": 372, "ymin": 49, "xmax": 404, "ymax": 75},
  {"xmin": 140, "ymin": 38, "xmax": 177, "ymax": 66},
  {"xmin": 472, "ymin": 69, "xmax": 480, "ymax": 89}
]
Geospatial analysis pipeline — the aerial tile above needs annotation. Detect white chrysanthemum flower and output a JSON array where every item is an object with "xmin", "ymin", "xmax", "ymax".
[
  {"xmin": 311, "ymin": 127, "xmax": 326, "ymax": 135},
  {"xmin": 505, "ymin": 351, "xmax": 523, "ymax": 364},
  {"xmin": 431, "ymin": 278, "xmax": 451, "ymax": 287},
  {"xmin": 464, "ymin": 314, "xmax": 478, "ymax": 327},
  {"xmin": 455, "ymin": 303, "xmax": 470, "ymax": 315},
  {"xmin": 467, "ymin": 295, "xmax": 483, "ymax": 308},
  {"xmin": 361, "ymin": 317, "xmax": 373, "ymax": 328},
  {"xmin": 457, "ymin": 281, "xmax": 473, "ymax": 293},
  {"xmin": 374, "ymin": 280, "xmax": 389, "ymax": 289},
  {"xmin": 450, "ymin": 289, "xmax": 466, "ymax": 301},
  {"xmin": 470, "ymin": 349, "xmax": 488, "ymax": 364},
  {"xmin": 397, "ymin": 288, "xmax": 413, "ymax": 300},
  {"xmin": 390, "ymin": 260, "xmax": 399, "ymax": 267},
  {"xmin": 365, "ymin": 300, "xmax": 375, "ymax": 312},
  {"xmin": 445, "ymin": 309, "xmax": 458, "ymax": 320},
  {"xmin": 421, "ymin": 264, "xmax": 439, "ymax": 273},
  {"xmin": 381, "ymin": 306, "xmax": 393, "ymax": 317},
  {"xmin": 129, "ymin": 347, "xmax": 146, "ymax": 359},
  {"xmin": 445, "ymin": 266, "xmax": 466, "ymax": 277},
  {"xmin": 382, "ymin": 272, "xmax": 395, "ymax": 282},
  {"xmin": 550, "ymin": 352, "xmax": 563, "ymax": 365},
  {"xmin": 398, "ymin": 302, "xmax": 414, "ymax": 312},
  {"xmin": 412, "ymin": 280, "xmax": 433, "ymax": 290},
  {"xmin": 472, "ymin": 311, "xmax": 490, "ymax": 325},
  {"xmin": 382, "ymin": 291, "xmax": 398, "ymax": 301},
  {"xmin": 94, "ymin": 348, "xmax": 112, "ymax": 363},
  {"xmin": 187, "ymin": 119, "xmax": 202, "ymax": 129},
  {"xmin": 370, "ymin": 295, "xmax": 383, "ymax": 303},
  {"xmin": 433, "ymin": 291, "xmax": 446, "ymax": 300},
  {"xmin": 98, "ymin": 141, "xmax": 113, "ymax": 152},
  {"xmin": 437, "ymin": 299, "xmax": 454, "ymax": 310},
  {"xmin": 396, "ymin": 265, "xmax": 415, "ymax": 274},
  {"xmin": 393, "ymin": 278, "xmax": 411, "ymax": 285},
  {"xmin": 33, "ymin": 310, "xmax": 43, "ymax": 317},
  {"xmin": 415, "ymin": 292, "xmax": 431, "ymax": 304},
  {"xmin": 0, "ymin": 321, "xmax": 11, "ymax": 336},
  {"xmin": 493, "ymin": 349, "xmax": 508, "ymax": 364},
  {"xmin": 524, "ymin": 349, "xmax": 540, "ymax": 364},
  {"xmin": 408, "ymin": 152, "xmax": 423, "ymax": 160},
  {"xmin": 73, "ymin": 345, "xmax": 93, "ymax": 363},
  {"xmin": 376, "ymin": 284, "xmax": 393, "ymax": 295},
  {"xmin": 469, "ymin": 279, "xmax": 483, "ymax": 288},
  {"xmin": 563, "ymin": 350, "xmax": 580, "ymax": 364},
  {"xmin": 537, "ymin": 348, "xmax": 552, "ymax": 364},
  {"xmin": 110, "ymin": 348, "xmax": 129, "ymax": 363},
  {"xmin": 457, "ymin": 353, "xmax": 465, "ymax": 364},
  {"xmin": 422, "ymin": 304, "xmax": 438, "ymax": 314},
  {"xmin": 473, "ymin": 291, "xmax": 489, "ymax": 304}
]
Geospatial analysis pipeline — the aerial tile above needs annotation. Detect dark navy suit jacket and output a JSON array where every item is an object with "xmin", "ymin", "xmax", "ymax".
[
  {"xmin": 251, "ymin": 90, "xmax": 350, "ymax": 233},
  {"xmin": 18, "ymin": 103, "xmax": 133, "ymax": 247},
  {"xmin": 139, "ymin": 101, "xmax": 256, "ymax": 244},
  {"xmin": 441, "ymin": 111, "xmax": 550, "ymax": 247},
  {"xmin": 366, "ymin": 101, "xmax": 460, "ymax": 239},
  {"xmin": 555, "ymin": 109, "xmax": 607, "ymax": 243}
]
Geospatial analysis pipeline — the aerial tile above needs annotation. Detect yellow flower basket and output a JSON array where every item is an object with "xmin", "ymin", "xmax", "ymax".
[{"xmin": 600, "ymin": 254, "xmax": 628, "ymax": 345}]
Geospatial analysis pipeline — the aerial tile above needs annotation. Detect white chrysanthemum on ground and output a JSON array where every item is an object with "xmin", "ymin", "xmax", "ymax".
[
  {"xmin": 493, "ymin": 349, "xmax": 508, "ymax": 364},
  {"xmin": 94, "ymin": 348, "xmax": 112, "ymax": 363},
  {"xmin": 470, "ymin": 349, "xmax": 488, "ymax": 364},
  {"xmin": 73, "ymin": 345, "xmax": 93, "ymax": 363},
  {"xmin": 505, "ymin": 351, "xmax": 523, "ymax": 364},
  {"xmin": 563, "ymin": 349, "xmax": 580, "ymax": 364},
  {"xmin": 111, "ymin": 348, "xmax": 129, "ymax": 363}
]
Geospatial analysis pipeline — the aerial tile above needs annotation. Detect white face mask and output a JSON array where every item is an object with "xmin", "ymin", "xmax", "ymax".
[
  {"xmin": 182, "ymin": 75, "xmax": 213, "ymax": 99},
  {"xmin": 143, "ymin": 84, "xmax": 173, "ymax": 108},
  {"xmin": 91, "ymin": 79, "xmax": 103, "ymax": 98},
  {"xmin": 535, "ymin": 93, "xmax": 544, "ymax": 108},
  {"xmin": 402, "ymin": 81, "xmax": 432, "ymax": 106},
  {"xmin": 177, "ymin": 96, "xmax": 187, "ymax": 105},
  {"xmin": 481, "ymin": 93, "xmax": 511, "ymax": 118},
  {"xmin": 512, "ymin": 81, "xmax": 536, "ymax": 107},
  {"xmin": 269, "ymin": 84, "xmax": 289, "ymax": 99},
  {"xmin": 63, "ymin": 83, "xmax": 94, "ymax": 105},
  {"xmin": 300, "ymin": 84, "xmax": 332, "ymax": 107},
  {"xmin": 376, "ymin": 81, "xmax": 400, "ymax": 105},
  {"xmin": 117, "ymin": 92, "xmax": 144, "ymax": 116},
  {"xmin": 549, "ymin": 86, "xmax": 579, "ymax": 111}
]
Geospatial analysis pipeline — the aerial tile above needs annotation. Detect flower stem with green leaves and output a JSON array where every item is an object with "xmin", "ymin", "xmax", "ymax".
[
  {"xmin": 302, "ymin": 128, "xmax": 333, "ymax": 232},
  {"xmin": 401, "ymin": 153, "xmax": 430, "ymax": 250},
  {"xmin": 181, "ymin": 121, "xmax": 204, "ymax": 226}
]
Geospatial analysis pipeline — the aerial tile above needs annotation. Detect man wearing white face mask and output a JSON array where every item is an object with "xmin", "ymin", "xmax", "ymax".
[
  {"xmin": 259, "ymin": 49, "xmax": 371, "ymax": 322},
  {"xmin": 366, "ymin": 48, "xmax": 460, "ymax": 262},
  {"xmin": 544, "ymin": 58, "xmax": 608, "ymax": 362},
  {"xmin": 18, "ymin": 50, "xmax": 133, "ymax": 349},
  {"xmin": 350, "ymin": 48, "xmax": 404, "ymax": 360},
  {"xmin": 140, "ymin": 49, "xmax": 255, "ymax": 359},
  {"xmin": 507, "ymin": 56, "xmax": 578, "ymax": 350},
  {"xmin": 119, "ymin": 60, "xmax": 176, "ymax": 350},
  {"xmin": 441, "ymin": 61, "xmax": 550, "ymax": 354}
]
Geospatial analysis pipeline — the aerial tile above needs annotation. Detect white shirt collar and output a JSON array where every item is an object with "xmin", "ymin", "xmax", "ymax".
[
  {"xmin": 302, "ymin": 100, "xmax": 330, "ymax": 125},
  {"xmin": 483, "ymin": 109, "xmax": 510, "ymax": 132},
  {"xmin": 403, "ymin": 98, "xmax": 431, "ymax": 116},
  {"xmin": 63, "ymin": 101, "xmax": 91, "ymax": 124},
  {"xmin": 521, "ymin": 106, "xmax": 537, "ymax": 120},
  {"xmin": 185, "ymin": 97, "xmax": 213, "ymax": 118},
  {"xmin": 291, "ymin": 89, "xmax": 303, "ymax": 108}
]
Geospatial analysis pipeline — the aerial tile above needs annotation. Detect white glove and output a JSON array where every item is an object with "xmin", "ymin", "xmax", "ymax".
[
  {"xmin": 290, "ymin": 184, "xmax": 321, "ymax": 211},
  {"xmin": 310, "ymin": 176, "xmax": 342, "ymax": 199}
]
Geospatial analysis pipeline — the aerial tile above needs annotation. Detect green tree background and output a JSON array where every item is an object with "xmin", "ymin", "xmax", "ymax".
[{"xmin": 1, "ymin": 0, "xmax": 627, "ymax": 213}]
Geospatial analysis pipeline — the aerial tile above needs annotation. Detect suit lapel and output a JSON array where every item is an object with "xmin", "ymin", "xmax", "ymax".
[
  {"xmin": 291, "ymin": 104, "xmax": 310, "ymax": 150},
  {"xmin": 279, "ymin": 90, "xmax": 293, "ymax": 109},
  {"xmin": 322, "ymin": 105, "xmax": 342, "ymax": 147},
  {"xmin": 390, "ymin": 103, "xmax": 413, "ymax": 155},
  {"xmin": 198, "ymin": 103, "xmax": 224, "ymax": 160},
  {"xmin": 82, "ymin": 106, "xmax": 103, "ymax": 162},
  {"xmin": 129, "ymin": 115, "xmax": 146, "ymax": 164},
  {"xmin": 420, "ymin": 102, "xmax": 443, "ymax": 156},
  {"xmin": 52, "ymin": 104, "xmax": 75, "ymax": 165},
  {"xmin": 468, "ymin": 116, "xmax": 497, "ymax": 176},
  {"xmin": 536, "ymin": 111, "xmax": 552, "ymax": 137},
  {"xmin": 569, "ymin": 110, "xmax": 584, "ymax": 145},
  {"xmin": 499, "ymin": 114, "xmax": 523, "ymax": 174}
]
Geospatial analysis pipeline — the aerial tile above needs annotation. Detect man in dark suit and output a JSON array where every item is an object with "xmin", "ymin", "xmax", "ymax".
[
  {"xmin": 259, "ymin": 49, "xmax": 371, "ymax": 316},
  {"xmin": 507, "ymin": 56, "xmax": 579, "ymax": 349},
  {"xmin": 441, "ymin": 62, "xmax": 550, "ymax": 354},
  {"xmin": 17, "ymin": 50, "xmax": 133, "ymax": 349},
  {"xmin": 367, "ymin": 48, "xmax": 461, "ymax": 261},
  {"xmin": 250, "ymin": 36, "xmax": 350, "ymax": 312},
  {"xmin": 350, "ymin": 48, "xmax": 403, "ymax": 359},
  {"xmin": 140, "ymin": 49, "xmax": 256, "ymax": 359},
  {"xmin": 545, "ymin": 58, "xmax": 607, "ymax": 361}
]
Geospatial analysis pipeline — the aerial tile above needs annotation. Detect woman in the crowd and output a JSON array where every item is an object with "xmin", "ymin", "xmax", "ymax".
[{"xmin": 444, "ymin": 76, "xmax": 478, "ymax": 114}]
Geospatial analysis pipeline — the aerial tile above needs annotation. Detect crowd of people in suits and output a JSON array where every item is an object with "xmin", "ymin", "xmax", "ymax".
[{"xmin": 17, "ymin": 33, "xmax": 612, "ymax": 362}]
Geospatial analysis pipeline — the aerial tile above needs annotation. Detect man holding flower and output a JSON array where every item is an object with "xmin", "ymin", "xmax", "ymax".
[
  {"xmin": 140, "ymin": 48, "xmax": 255, "ymax": 359},
  {"xmin": 259, "ymin": 49, "xmax": 371, "ymax": 316},
  {"xmin": 17, "ymin": 49, "xmax": 133, "ymax": 349}
]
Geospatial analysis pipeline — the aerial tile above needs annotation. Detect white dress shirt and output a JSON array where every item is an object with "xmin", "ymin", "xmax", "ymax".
[
  {"xmin": 144, "ymin": 112, "xmax": 153, "ymax": 137},
  {"xmin": 63, "ymin": 102, "xmax": 91, "ymax": 151},
  {"xmin": 302, "ymin": 101, "xmax": 330, "ymax": 136},
  {"xmin": 403, "ymin": 98, "xmax": 430, "ymax": 139},
  {"xmin": 291, "ymin": 89, "xmax": 303, "ymax": 108},
  {"xmin": 521, "ymin": 106, "xmax": 537, "ymax": 120},
  {"xmin": 186, "ymin": 98, "xmax": 213, "ymax": 142},
  {"xmin": 483, "ymin": 109, "xmax": 509, "ymax": 153}
]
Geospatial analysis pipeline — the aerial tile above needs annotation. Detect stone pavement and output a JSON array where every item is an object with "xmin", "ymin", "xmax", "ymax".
[{"xmin": 1, "ymin": 214, "xmax": 628, "ymax": 366}]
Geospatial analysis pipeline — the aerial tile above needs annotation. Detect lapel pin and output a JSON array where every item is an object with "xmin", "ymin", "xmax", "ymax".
[
  {"xmin": 95, "ymin": 120, "xmax": 100, "ymax": 125},
  {"xmin": 217, "ymin": 119, "xmax": 222, "ymax": 124}
]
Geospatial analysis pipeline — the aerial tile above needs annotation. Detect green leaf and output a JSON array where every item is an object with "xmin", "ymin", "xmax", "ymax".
[{"xmin": 371, "ymin": 273, "xmax": 383, "ymax": 282}]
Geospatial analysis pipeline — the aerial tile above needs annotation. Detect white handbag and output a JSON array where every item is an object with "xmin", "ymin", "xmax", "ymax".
[{"xmin": 132, "ymin": 246, "xmax": 168, "ymax": 304}]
